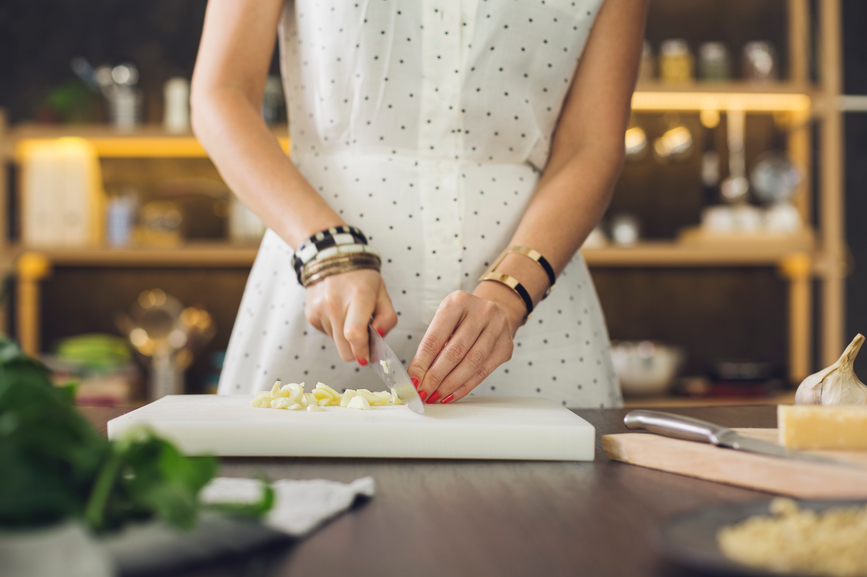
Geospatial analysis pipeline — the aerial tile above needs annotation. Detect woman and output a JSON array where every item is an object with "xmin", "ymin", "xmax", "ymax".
[{"xmin": 193, "ymin": 0, "xmax": 648, "ymax": 407}]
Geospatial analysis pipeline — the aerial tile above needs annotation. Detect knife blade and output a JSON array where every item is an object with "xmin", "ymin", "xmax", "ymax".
[
  {"xmin": 368, "ymin": 324, "xmax": 425, "ymax": 414},
  {"xmin": 623, "ymin": 409, "xmax": 850, "ymax": 467}
]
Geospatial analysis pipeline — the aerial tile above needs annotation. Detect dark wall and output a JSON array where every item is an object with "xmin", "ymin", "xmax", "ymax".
[
  {"xmin": 0, "ymin": 0, "xmax": 279, "ymax": 124},
  {"xmin": 843, "ymin": 0, "xmax": 867, "ymax": 377}
]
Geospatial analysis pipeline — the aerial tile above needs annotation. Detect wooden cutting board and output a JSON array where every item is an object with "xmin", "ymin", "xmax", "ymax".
[
  {"xmin": 602, "ymin": 429, "xmax": 867, "ymax": 499},
  {"xmin": 107, "ymin": 395, "xmax": 595, "ymax": 461}
]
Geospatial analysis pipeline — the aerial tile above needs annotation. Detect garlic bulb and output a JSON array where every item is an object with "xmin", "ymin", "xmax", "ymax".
[{"xmin": 795, "ymin": 333, "xmax": 867, "ymax": 405}]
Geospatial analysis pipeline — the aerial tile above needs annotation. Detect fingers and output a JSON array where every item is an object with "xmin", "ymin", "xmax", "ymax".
[
  {"xmin": 407, "ymin": 291, "xmax": 470, "ymax": 393},
  {"xmin": 431, "ymin": 323, "xmax": 498, "ymax": 398},
  {"xmin": 371, "ymin": 282, "xmax": 398, "ymax": 338},
  {"xmin": 442, "ymin": 332, "xmax": 514, "ymax": 404},
  {"xmin": 343, "ymin": 289, "xmax": 377, "ymax": 364}
]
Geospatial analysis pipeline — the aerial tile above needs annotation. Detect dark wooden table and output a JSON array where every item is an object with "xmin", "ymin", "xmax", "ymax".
[{"xmin": 82, "ymin": 405, "xmax": 777, "ymax": 577}]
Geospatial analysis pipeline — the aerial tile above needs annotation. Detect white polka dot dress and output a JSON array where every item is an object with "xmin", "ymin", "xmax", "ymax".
[{"xmin": 217, "ymin": 0, "xmax": 622, "ymax": 409}]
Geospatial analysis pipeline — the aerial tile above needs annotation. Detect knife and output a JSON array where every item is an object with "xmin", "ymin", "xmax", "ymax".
[
  {"xmin": 623, "ymin": 409, "xmax": 849, "ymax": 467},
  {"xmin": 368, "ymin": 324, "xmax": 425, "ymax": 414}
]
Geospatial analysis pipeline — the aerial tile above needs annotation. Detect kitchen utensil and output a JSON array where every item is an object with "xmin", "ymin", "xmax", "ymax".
[
  {"xmin": 603, "ymin": 427, "xmax": 867, "ymax": 498},
  {"xmin": 115, "ymin": 289, "xmax": 215, "ymax": 399},
  {"xmin": 720, "ymin": 107, "xmax": 749, "ymax": 203},
  {"xmin": 653, "ymin": 116, "xmax": 693, "ymax": 162},
  {"xmin": 611, "ymin": 341, "xmax": 684, "ymax": 396},
  {"xmin": 623, "ymin": 410, "xmax": 845, "ymax": 466},
  {"xmin": 652, "ymin": 500, "xmax": 866, "ymax": 577},
  {"xmin": 368, "ymin": 324, "xmax": 424, "ymax": 414},
  {"xmin": 108, "ymin": 395, "xmax": 596, "ymax": 460}
]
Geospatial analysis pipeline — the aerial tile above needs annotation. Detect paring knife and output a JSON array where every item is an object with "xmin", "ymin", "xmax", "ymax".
[
  {"xmin": 623, "ymin": 410, "xmax": 849, "ymax": 467},
  {"xmin": 368, "ymin": 324, "xmax": 425, "ymax": 414}
]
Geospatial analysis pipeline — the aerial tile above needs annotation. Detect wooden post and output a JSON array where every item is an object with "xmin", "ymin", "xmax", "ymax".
[
  {"xmin": 16, "ymin": 252, "xmax": 50, "ymax": 354},
  {"xmin": 780, "ymin": 253, "xmax": 812, "ymax": 383},
  {"xmin": 0, "ymin": 110, "xmax": 8, "ymax": 336},
  {"xmin": 819, "ymin": 0, "xmax": 845, "ymax": 366}
]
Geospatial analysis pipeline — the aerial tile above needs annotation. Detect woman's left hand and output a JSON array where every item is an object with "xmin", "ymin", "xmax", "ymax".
[{"xmin": 407, "ymin": 283, "xmax": 526, "ymax": 404}]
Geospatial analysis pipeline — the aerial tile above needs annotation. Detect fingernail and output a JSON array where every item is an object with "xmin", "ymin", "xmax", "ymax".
[
  {"xmin": 357, "ymin": 358, "xmax": 368, "ymax": 366},
  {"xmin": 376, "ymin": 328, "xmax": 385, "ymax": 337},
  {"xmin": 426, "ymin": 391, "xmax": 440, "ymax": 404},
  {"xmin": 418, "ymin": 390, "xmax": 428, "ymax": 402},
  {"xmin": 442, "ymin": 393, "xmax": 455, "ymax": 404},
  {"xmin": 411, "ymin": 377, "xmax": 419, "ymax": 389}
]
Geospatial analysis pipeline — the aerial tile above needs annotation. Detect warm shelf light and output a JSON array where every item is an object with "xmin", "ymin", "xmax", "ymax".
[
  {"xmin": 15, "ymin": 136, "xmax": 291, "ymax": 159},
  {"xmin": 632, "ymin": 91, "xmax": 811, "ymax": 113}
]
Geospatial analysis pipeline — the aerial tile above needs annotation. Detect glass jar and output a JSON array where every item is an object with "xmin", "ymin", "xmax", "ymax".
[
  {"xmin": 637, "ymin": 40, "xmax": 655, "ymax": 82},
  {"xmin": 743, "ymin": 42, "xmax": 778, "ymax": 81},
  {"xmin": 698, "ymin": 42, "xmax": 731, "ymax": 82},
  {"xmin": 659, "ymin": 39, "xmax": 694, "ymax": 84}
]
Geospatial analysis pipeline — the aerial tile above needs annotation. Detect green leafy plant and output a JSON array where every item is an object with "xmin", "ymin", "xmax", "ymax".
[{"xmin": 0, "ymin": 336, "xmax": 271, "ymax": 533}]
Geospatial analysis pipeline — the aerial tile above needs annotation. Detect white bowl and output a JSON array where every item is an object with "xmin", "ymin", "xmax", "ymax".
[{"xmin": 611, "ymin": 341, "xmax": 685, "ymax": 397}]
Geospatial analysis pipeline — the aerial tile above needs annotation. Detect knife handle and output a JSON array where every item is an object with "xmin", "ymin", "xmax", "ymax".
[{"xmin": 623, "ymin": 410, "xmax": 729, "ymax": 445}]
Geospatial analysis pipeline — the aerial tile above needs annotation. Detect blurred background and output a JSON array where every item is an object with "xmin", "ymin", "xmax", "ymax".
[{"xmin": 0, "ymin": 0, "xmax": 865, "ymax": 407}]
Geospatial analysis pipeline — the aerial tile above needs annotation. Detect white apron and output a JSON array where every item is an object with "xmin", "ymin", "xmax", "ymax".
[{"xmin": 218, "ymin": 0, "xmax": 622, "ymax": 409}]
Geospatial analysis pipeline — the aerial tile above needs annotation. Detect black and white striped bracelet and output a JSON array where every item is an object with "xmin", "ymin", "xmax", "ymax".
[{"xmin": 292, "ymin": 226, "xmax": 368, "ymax": 283}]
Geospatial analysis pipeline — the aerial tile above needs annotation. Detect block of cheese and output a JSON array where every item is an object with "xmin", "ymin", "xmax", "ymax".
[{"xmin": 778, "ymin": 404, "xmax": 867, "ymax": 450}]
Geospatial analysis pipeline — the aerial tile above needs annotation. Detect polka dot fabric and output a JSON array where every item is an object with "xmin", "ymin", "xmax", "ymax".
[{"xmin": 217, "ymin": 0, "xmax": 622, "ymax": 409}]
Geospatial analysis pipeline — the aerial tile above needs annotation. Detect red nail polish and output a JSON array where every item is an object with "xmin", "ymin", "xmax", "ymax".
[
  {"xmin": 442, "ymin": 393, "xmax": 455, "ymax": 404},
  {"xmin": 418, "ymin": 390, "xmax": 428, "ymax": 402},
  {"xmin": 357, "ymin": 358, "xmax": 368, "ymax": 366},
  {"xmin": 377, "ymin": 328, "xmax": 385, "ymax": 337},
  {"xmin": 426, "ymin": 391, "xmax": 440, "ymax": 404},
  {"xmin": 411, "ymin": 377, "xmax": 419, "ymax": 389}
]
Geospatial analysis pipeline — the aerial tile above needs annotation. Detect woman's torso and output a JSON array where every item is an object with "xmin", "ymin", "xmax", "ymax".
[{"xmin": 216, "ymin": 0, "xmax": 622, "ymax": 409}]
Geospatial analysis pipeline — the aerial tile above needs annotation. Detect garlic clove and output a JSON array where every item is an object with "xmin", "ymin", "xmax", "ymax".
[{"xmin": 795, "ymin": 333, "xmax": 867, "ymax": 405}]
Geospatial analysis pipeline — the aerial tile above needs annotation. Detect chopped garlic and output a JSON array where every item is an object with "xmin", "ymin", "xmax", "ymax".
[
  {"xmin": 380, "ymin": 359, "xmax": 389, "ymax": 373},
  {"xmin": 348, "ymin": 395, "xmax": 371, "ymax": 410},
  {"xmin": 252, "ymin": 380, "xmax": 400, "ymax": 411}
]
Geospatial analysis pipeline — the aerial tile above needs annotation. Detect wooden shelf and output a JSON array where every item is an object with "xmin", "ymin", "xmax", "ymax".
[
  {"xmin": 581, "ymin": 241, "xmax": 811, "ymax": 267},
  {"xmin": 631, "ymin": 85, "xmax": 812, "ymax": 113},
  {"xmin": 624, "ymin": 390, "xmax": 795, "ymax": 408},
  {"xmin": 11, "ymin": 243, "xmax": 260, "ymax": 268},
  {"xmin": 5, "ymin": 124, "xmax": 290, "ymax": 159},
  {"xmin": 4, "ymin": 240, "xmax": 815, "ymax": 270}
]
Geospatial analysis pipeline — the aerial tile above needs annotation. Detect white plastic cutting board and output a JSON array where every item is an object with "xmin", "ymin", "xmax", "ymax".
[{"xmin": 107, "ymin": 395, "xmax": 595, "ymax": 461}]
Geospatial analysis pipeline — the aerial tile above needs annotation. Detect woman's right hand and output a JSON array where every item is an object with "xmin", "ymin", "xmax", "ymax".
[{"xmin": 305, "ymin": 269, "xmax": 398, "ymax": 365}]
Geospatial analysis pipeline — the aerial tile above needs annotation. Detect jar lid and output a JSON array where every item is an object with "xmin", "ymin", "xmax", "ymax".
[
  {"xmin": 660, "ymin": 39, "xmax": 689, "ymax": 56},
  {"xmin": 699, "ymin": 42, "xmax": 729, "ymax": 60}
]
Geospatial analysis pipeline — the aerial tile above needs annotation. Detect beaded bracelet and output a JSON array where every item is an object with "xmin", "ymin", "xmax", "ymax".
[{"xmin": 292, "ymin": 226, "xmax": 370, "ymax": 285}]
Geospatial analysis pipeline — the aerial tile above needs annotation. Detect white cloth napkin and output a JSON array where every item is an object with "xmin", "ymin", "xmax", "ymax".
[{"xmin": 200, "ymin": 476, "xmax": 376, "ymax": 536}]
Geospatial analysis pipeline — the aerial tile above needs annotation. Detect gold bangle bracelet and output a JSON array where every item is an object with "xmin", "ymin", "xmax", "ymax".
[
  {"xmin": 303, "ymin": 262, "xmax": 381, "ymax": 288},
  {"xmin": 478, "ymin": 271, "xmax": 533, "ymax": 323},
  {"xmin": 484, "ymin": 245, "xmax": 556, "ymax": 299},
  {"xmin": 302, "ymin": 253, "xmax": 381, "ymax": 276},
  {"xmin": 302, "ymin": 253, "xmax": 381, "ymax": 275},
  {"xmin": 301, "ymin": 259, "xmax": 381, "ymax": 286}
]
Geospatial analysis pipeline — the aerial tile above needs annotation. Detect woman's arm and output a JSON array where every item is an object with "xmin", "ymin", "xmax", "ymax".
[
  {"xmin": 192, "ymin": 0, "xmax": 397, "ymax": 363},
  {"xmin": 409, "ymin": 0, "xmax": 649, "ymax": 403},
  {"xmin": 191, "ymin": 0, "xmax": 342, "ymax": 248}
]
